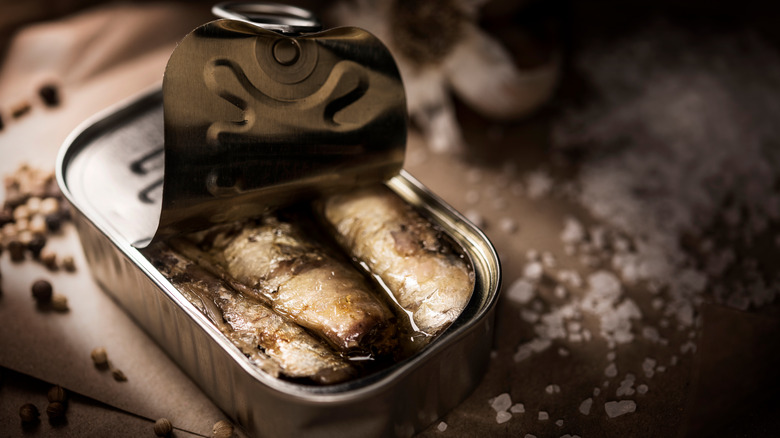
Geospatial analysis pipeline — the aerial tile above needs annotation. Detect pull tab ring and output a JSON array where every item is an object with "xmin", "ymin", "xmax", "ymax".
[{"xmin": 212, "ymin": 2, "xmax": 322, "ymax": 34}]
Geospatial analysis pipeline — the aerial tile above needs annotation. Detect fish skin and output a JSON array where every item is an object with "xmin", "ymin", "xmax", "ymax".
[
  {"xmin": 181, "ymin": 216, "xmax": 397, "ymax": 355},
  {"xmin": 322, "ymin": 185, "xmax": 474, "ymax": 336},
  {"xmin": 148, "ymin": 246, "xmax": 356, "ymax": 385}
]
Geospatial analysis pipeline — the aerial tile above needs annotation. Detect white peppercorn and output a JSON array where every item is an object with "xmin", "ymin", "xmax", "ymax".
[
  {"xmin": 47, "ymin": 385, "xmax": 66, "ymax": 403},
  {"xmin": 212, "ymin": 420, "xmax": 234, "ymax": 438},
  {"xmin": 19, "ymin": 403, "xmax": 40, "ymax": 423},
  {"xmin": 153, "ymin": 418, "xmax": 173, "ymax": 437},
  {"xmin": 51, "ymin": 294, "xmax": 69, "ymax": 312},
  {"xmin": 91, "ymin": 347, "xmax": 109, "ymax": 369}
]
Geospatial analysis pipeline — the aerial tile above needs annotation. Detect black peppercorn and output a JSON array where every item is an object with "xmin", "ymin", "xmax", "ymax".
[
  {"xmin": 8, "ymin": 240, "xmax": 25, "ymax": 262},
  {"xmin": 27, "ymin": 234, "xmax": 46, "ymax": 259},
  {"xmin": 44, "ymin": 213, "xmax": 61, "ymax": 233},
  {"xmin": 38, "ymin": 84, "xmax": 60, "ymax": 107},
  {"xmin": 31, "ymin": 279, "xmax": 53, "ymax": 302}
]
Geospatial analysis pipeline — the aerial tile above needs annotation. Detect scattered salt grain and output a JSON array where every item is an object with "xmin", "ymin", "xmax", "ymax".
[
  {"xmin": 604, "ymin": 363, "xmax": 618, "ymax": 378},
  {"xmin": 593, "ymin": 388, "xmax": 601, "ymax": 397},
  {"xmin": 499, "ymin": 217, "xmax": 518, "ymax": 233},
  {"xmin": 523, "ymin": 262, "xmax": 544, "ymax": 280},
  {"xmin": 605, "ymin": 400, "xmax": 636, "ymax": 418},
  {"xmin": 526, "ymin": 170, "xmax": 553, "ymax": 199},
  {"xmin": 642, "ymin": 358, "xmax": 657, "ymax": 378},
  {"xmin": 538, "ymin": 411, "xmax": 549, "ymax": 421},
  {"xmin": 555, "ymin": 419, "xmax": 564, "ymax": 427},
  {"xmin": 521, "ymin": 309, "xmax": 539, "ymax": 323},
  {"xmin": 637, "ymin": 384, "xmax": 649, "ymax": 395},
  {"xmin": 491, "ymin": 393, "xmax": 512, "ymax": 412},
  {"xmin": 542, "ymin": 252, "xmax": 557, "ymax": 268},
  {"xmin": 616, "ymin": 374, "xmax": 636, "ymax": 397},
  {"xmin": 560, "ymin": 217, "xmax": 585, "ymax": 244},
  {"xmin": 437, "ymin": 422, "xmax": 447, "ymax": 432},
  {"xmin": 545, "ymin": 384, "xmax": 561, "ymax": 394},
  {"xmin": 579, "ymin": 398, "xmax": 593, "ymax": 415},
  {"xmin": 680, "ymin": 341, "xmax": 697, "ymax": 354},
  {"xmin": 510, "ymin": 403, "xmax": 525, "ymax": 414},
  {"xmin": 507, "ymin": 278, "xmax": 536, "ymax": 304},
  {"xmin": 496, "ymin": 411, "xmax": 512, "ymax": 424}
]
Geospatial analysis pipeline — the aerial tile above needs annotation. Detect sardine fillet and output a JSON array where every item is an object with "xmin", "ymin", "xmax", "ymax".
[
  {"xmin": 322, "ymin": 185, "xmax": 474, "ymax": 335},
  {"xmin": 185, "ymin": 217, "xmax": 396, "ymax": 354},
  {"xmin": 148, "ymin": 246, "xmax": 355, "ymax": 385}
]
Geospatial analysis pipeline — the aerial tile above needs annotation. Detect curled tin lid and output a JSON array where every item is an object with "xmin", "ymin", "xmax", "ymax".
[{"xmin": 136, "ymin": 3, "xmax": 407, "ymax": 247}]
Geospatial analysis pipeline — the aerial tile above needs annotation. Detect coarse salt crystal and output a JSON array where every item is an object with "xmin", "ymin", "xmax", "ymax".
[
  {"xmin": 545, "ymin": 384, "xmax": 561, "ymax": 394},
  {"xmin": 437, "ymin": 422, "xmax": 448, "ymax": 432},
  {"xmin": 605, "ymin": 362, "xmax": 618, "ymax": 378},
  {"xmin": 605, "ymin": 400, "xmax": 636, "ymax": 418},
  {"xmin": 637, "ymin": 384, "xmax": 649, "ymax": 394},
  {"xmin": 538, "ymin": 411, "xmax": 549, "ymax": 421},
  {"xmin": 555, "ymin": 419, "xmax": 564, "ymax": 427},
  {"xmin": 507, "ymin": 278, "xmax": 536, "ymax": 304},
  {"xmin": 561, "ymin": 217, "xmax": 585, "ymax": 244},
  {"xmin": 579, "ymin": 397, "xmax": 593, "ymax": 415},
  {"xmin": 642, "ymin": 358, "xmax": 657, "ymax": 378},
  {"xmin": 526, "ymin": 170, "xmax": 553, "ymax": 199},
  {"xmin": 523, "ymin": 262, "xmax": 544, "ymax": 280},
  {"xmin": 510, "ymin": 403, "xmax": 525, "ymax": 414},
  {"xmin": 496, "ymin": 411, "xmax": 512, "ymax": 424},
  {"xmin": 491, "ymin": 393, "xmax": 512, "ymax": 412},
  {"xmin": 499, "ymin": 217, "xmax": 518, "ymax": 233}
]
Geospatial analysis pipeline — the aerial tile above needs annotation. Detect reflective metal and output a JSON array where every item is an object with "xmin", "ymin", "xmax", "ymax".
[
  {"xmin": 139, "ymin": 18, "xmax": 406, "ymax": 247},
  {"xmin": 211, "ymin": 2, "xmax": 322, "ymax": 34},
  {"xmin": 57, "ymin": 88, "xmax": 501, "ymax": 438}
]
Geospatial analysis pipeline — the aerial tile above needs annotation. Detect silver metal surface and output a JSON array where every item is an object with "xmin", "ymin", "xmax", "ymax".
[
  {"xmin": 142, "ymin": 19, "xmax": 406, "ymax": 247},
  {"xmin": 211, "ymin": 2, "xmax": 322, "ymax": 34},
  {"xmin": 57, "ymin": 88, "xmax": 500, "ymax": 438}
]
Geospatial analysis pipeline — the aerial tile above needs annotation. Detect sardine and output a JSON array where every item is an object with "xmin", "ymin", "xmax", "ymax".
[
  {"xmin": 321, "ymin": 185, "xmax": 474, "ymax": 336},
  {"xmin": 147, "ymin": 246, "xmax": 356, "ymax": 385},
  {"xmin": 175, "ymin": 216, "xmax": 397, "ymax": 355}
]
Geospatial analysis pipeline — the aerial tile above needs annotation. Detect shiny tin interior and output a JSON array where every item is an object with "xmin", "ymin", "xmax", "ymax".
[{"xmin": 57, "ymin": 88, "xmax": 501, "ymax": 437}]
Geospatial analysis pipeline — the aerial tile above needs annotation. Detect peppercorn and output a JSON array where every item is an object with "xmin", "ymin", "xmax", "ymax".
[
  {"xmin": 51, "ymin": 294, "xmax": 69, "ymax": 312},
  {"xmin": 47, "ymin": 385, "xmax": 66, "ymax": 403},
  {"xmin": 8, "ymin": 239, "xmax": 25, "ymax": 262},
  {"xmin": 44, "ymin": 213, "xmax": 62, "ymax": 233},
  {"xmin": 27, "ymin": 234, "xmax": 46, "ymax": 259},
  {"xmin": 91, "ymin": 347, "xmax": 109, "ymax": 369},
  {"xmin": 19, "ymin": 403, "xmax": 40, "ymax": 423},
  {"xmin": 0, "ymin": 209, "xmax": 12, "ymax": 227},
  {"xmin": 62, "ymin": 255, "xmax": 76, "ymax": 272},
  {"xmin": 40, "ymin": 250, "xmax": 57, "ymax": 271},
  {"xmin": 111, "ymin": 368, "xmax": 127, "ymax": 382},
  {"xmin": 153, "ymin": 418, "xmax": 173, "ymax": 437},
  {"xmin": 31, "ymin": 279, "xmax": 53, "ymax": 302},
  {"xmin": 46, "ymin": 401, "xmax": 65, "ymax": 420},
  {"xmin": 212, "ymin": 420, "xmax": 234, "ymax": 438},
  {"xmin": 39, "ymin": 84, "xmax": 61, "ymax": 107}
]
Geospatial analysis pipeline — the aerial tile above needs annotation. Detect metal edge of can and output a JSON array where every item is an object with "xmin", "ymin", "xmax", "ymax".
[{"xmin": 56, "ymin": 87, "xmax": 502, "ymax": 437}]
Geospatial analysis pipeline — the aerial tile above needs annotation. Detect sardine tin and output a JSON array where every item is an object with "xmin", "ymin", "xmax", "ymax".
[{"xmin": 56, "ymin": 88, "xmax": 501, "ymax": 438}]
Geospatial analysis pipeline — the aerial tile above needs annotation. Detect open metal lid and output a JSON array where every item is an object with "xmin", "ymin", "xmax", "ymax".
[{"xmin": 136, "ymin": 3, "xmax": 406, "ymax": 247}]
